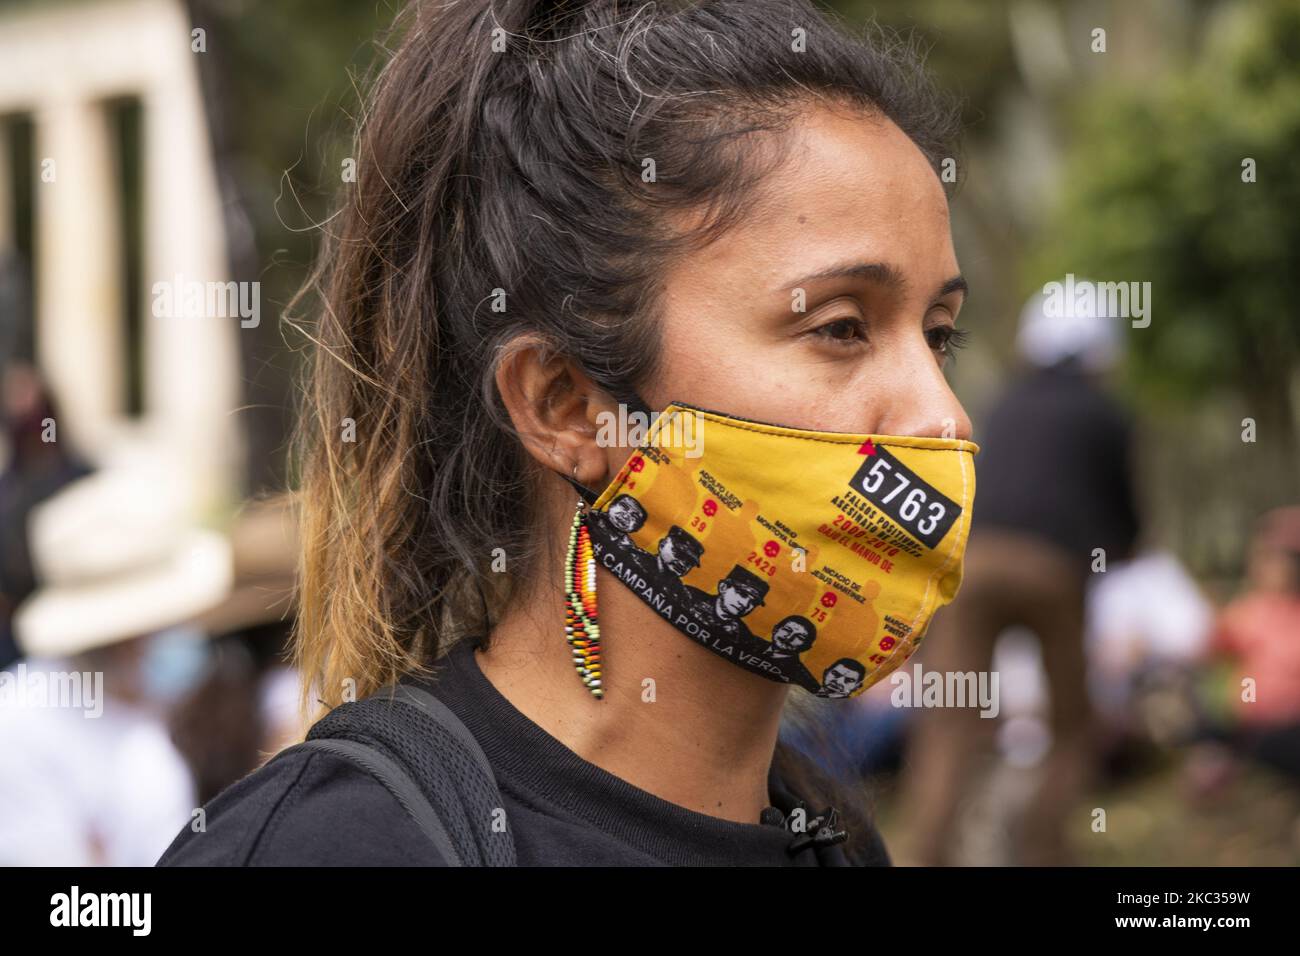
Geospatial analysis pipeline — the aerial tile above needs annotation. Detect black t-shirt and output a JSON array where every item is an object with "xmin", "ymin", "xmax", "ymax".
[{"xmin": 157, "ymin": 639, "xmax": 884, "ymax": 866}]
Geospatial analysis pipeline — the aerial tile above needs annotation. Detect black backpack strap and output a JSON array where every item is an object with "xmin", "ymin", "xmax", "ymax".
[
  {"xmin": 295, "ymin": 737, "xmax": 468, "ymax": 866},
  {"xmin": 290, "ymin": 681, "xmax": 517, "ymax": 866},
  {"xmin": 386, "ymin": 684, "xmax": 497, "ymax": 790}
]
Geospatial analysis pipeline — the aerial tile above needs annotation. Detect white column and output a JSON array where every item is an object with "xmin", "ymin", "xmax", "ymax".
[
  {"xmin": 141, "ymin": 72, "xmax": 243, "ymax": 516},
  {"xmin": 33, "ymin": 97, "xmax": 125, "ymax": 457}
]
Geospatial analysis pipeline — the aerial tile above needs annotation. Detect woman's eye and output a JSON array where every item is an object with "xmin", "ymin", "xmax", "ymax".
[
  {"xmin": 926, "ymin": 325, "xmax": 970, "ymax": 358},
  {"xmin": 811, "ymin": 317, "xmax": 869, "ymax": 346}
]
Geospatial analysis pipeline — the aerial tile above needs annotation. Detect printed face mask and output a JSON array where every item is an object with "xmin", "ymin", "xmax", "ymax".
[{"xmin": 562, "ymin": 399, "xmax": 978, "ymax": 699}]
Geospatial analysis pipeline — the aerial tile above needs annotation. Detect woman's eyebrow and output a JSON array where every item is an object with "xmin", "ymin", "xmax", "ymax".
[
  {"xmin": 937, "ymin": 275, "xmax": 969, "ymax": 304},
  {"xmin": 775, "ymin": 259, "xmax": 907, "ymax": 294},
  {"xmin": 774, "ymin": 260, "xmax": 967, "ymax": 305}
]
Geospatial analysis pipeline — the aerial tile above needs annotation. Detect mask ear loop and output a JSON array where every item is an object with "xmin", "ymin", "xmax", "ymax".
[{"xmin": 558, "ymin": 466, "xmax": 599, "ymax": 506}]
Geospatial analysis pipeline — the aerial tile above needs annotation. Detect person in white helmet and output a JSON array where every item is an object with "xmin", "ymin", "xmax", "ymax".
[{"xmin": 900, "ymin": 279, "xmax": 1142, "ymax": 866}]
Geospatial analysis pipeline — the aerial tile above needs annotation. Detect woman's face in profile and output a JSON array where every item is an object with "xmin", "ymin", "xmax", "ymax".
[{"xmin": 646, "ymin": 105, "xmax": 972, "ymax": 443}]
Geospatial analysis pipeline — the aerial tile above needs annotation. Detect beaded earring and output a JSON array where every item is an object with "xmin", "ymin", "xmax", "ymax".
[{"xmin": 564, "ymin": 497, "xmax": 604, "ymax": 699}]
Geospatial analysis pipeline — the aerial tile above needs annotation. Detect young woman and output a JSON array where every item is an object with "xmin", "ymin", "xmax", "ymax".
[{"xmin": 160, "ymin": 0, "xmax": 977, "ymax": 867}]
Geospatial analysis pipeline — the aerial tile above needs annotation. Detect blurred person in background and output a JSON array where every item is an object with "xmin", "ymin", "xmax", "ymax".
[
  {"xmin": 900, "ymin": 281, "xmax": 1142, "ymax": 866},
  {"xmin": 0, "ymin": 363, "xmax": 94, "ymax": 670},
  {"xmin": 0, "ymin": 449, "xmax": 230, "ymax": 865},
  {"xmin": 168, "ymin": 494, "xmax": 303, "ymax": 804},
  {"xmin": 1184, "ymin": 506, "xmax": 1300, "ymax": 793},
  {"xmin": 1084, "ymin": 549, "xmax": 1214, "ymax": 772}
]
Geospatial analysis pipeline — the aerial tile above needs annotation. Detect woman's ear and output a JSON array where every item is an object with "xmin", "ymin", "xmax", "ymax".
[{"xmin": 494, "ymin": 335, "xmax": 614, "ymax": 488}]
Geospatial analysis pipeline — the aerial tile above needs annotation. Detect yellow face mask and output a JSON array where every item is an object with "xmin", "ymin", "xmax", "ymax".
[{"xmin": 570, "ymin": 400, "xmax": 978, "ymax": 699}]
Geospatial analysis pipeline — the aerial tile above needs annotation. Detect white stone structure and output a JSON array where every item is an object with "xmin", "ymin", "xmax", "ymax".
[{"xmin": 0, "ymin": 0, "xmax": 242, "ymax": 518}]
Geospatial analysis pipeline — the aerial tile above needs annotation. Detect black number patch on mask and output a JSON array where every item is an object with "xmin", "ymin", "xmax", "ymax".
[{"xmin": 848, "ymin": 446, "xmax": 961, "ymax": 549}]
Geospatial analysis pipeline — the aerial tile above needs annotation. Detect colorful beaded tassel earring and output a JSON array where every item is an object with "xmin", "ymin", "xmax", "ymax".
[{"xmin": 565, "ymin": 497, "xmax": 604, "ymax": 699}]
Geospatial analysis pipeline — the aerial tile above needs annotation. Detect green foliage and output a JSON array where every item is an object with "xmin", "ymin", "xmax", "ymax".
[{"xmin": 1031, "ymin": 0, "xmax": 1300, "ymax": 412}]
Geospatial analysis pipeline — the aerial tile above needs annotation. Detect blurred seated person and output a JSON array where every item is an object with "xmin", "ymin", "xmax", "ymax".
[
  {"xmin": 168, "ymin": 494, "xmax": 304, "ymax": 803},
  {"xmin": 0, "ymin": 450, "xmax": 229, "ymax": 864},
  {"xmin": 1186, "ymin": 507, "xmax": 1300, "ymax": 791}
]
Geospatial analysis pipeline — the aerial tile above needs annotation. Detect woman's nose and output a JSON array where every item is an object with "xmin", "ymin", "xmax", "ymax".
[{"xmin": 877, "ymin": 345, "xmax": 973, "ymax": 441}]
